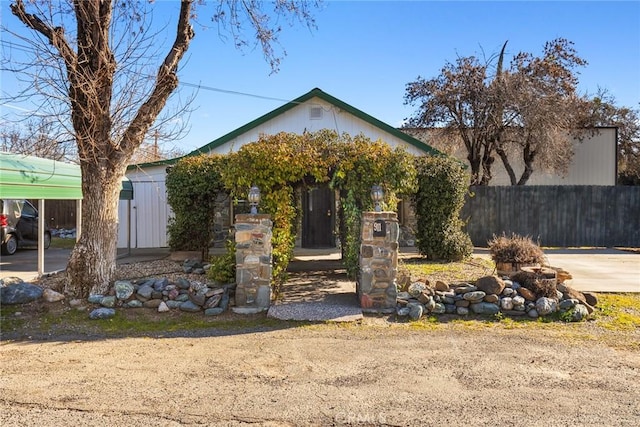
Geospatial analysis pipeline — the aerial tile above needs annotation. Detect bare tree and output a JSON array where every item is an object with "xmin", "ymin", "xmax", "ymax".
[
  {"xmin": 405, "ymin": 38, "xmax": 588, "ymax": 186},
  {"xmin": 4, "ymin": 0, "xmax": 319, "ymax": 298},
  {"xmin": 494, "ymin": 39, "xmax": 588, "ymax": 185},
  {"xmin": 404, "ymin": 55, "xmax": 498, "ymax": 185},
  {"xmin": 129, "ymin": 129, "xmax": 187, "ymax": 164},
  {"xmin": 1, "ymin": 118, "xmax": 75, "ymax": 161}
]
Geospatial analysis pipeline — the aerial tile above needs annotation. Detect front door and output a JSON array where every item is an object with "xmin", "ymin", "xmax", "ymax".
[{"xmin": 302, "ymin": 185, "xmax": 335, "ymax": 248}]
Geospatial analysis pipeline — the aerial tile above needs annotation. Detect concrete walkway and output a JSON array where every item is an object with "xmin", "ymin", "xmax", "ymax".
[{"xmin": 267, "ymin": 257, "xmax": 363, "ymax": 322}]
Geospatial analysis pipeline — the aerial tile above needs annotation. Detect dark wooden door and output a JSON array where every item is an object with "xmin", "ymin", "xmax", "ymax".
[{"xmin": 302, "ymin": 185, "xmax": 335, "ymax": 248}]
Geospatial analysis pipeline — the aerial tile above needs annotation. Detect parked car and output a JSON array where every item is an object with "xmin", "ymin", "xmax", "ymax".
[{"xmin": 1, "ymin": 199, "xmax": 51, "ymax": 255}]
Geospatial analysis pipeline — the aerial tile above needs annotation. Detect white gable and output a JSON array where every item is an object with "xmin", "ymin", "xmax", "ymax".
[{"xmin": 204, "ymin": 97, "xmax": 427, "ymax": 156}]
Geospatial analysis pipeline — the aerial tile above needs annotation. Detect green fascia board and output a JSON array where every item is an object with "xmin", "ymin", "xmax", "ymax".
[
  {"xmin": 1, "ymin": 152, "xmax": 134, "ymax": 200},
  {"xmin": 0, "ymin": 152, "xmax": 83, "ymax": 199},
  {"xmin": 127, "ymin": 88, "xmax": 444, "ymax": 171},
  {"xmin": 187, "ymin": 88, "xmax": 444, "ymax": 157}
]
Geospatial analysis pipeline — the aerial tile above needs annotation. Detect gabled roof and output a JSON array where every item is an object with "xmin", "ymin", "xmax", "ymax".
[
  {"xmin": 129, "ymin": 88, "xmax": 441, "ymax": 170},
  {"xmin": 188, "ymin": 87, "xmax": 441, "ymax": 157}
]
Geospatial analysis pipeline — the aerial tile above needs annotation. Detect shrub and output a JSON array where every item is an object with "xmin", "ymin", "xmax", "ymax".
[
  {"xmin": 166, "ymin": 155, "xmax": 227, "ymax": 258},
  {"xmin": 207, "ymin": 239, "xmax": 236, "ymax": 284},
  {"xmin": 488, "ymin": 232, "xmax": 545, "ymax": 264},
  {"xmin": 411, "ymin": 156, "xmax": 472, "ymax": 261}
]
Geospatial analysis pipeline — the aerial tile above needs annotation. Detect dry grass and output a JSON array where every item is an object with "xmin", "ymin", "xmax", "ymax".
[{"xmin": 400, "ymin": 256, "xmax": 495, "ymax": 285}]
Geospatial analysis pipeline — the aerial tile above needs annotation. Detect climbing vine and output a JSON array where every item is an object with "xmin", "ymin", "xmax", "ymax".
[
  {"xmin": 223, "ymin": 131, "xmax": 416, "ymax": 285},
  {"xmin": 169, "ymin": 130, "xmax": 417, "ymax": 294}
]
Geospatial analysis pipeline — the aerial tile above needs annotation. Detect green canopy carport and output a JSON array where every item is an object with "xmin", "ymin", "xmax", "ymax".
[{"xmin": 0, "ymin": 152, "xmax": 133, "ymax": 277}]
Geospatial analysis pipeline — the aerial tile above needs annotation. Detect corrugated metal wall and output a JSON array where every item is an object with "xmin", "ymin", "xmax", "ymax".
[{"xmin": 462, "ymin": 186, "xmax": 640, "ymax": 247}]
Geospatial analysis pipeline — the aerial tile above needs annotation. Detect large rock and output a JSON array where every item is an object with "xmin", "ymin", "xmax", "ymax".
[
  {"xmin": 152, "ymin": 278, "xmax": 170, "ymax": 292},
  {"xmin": 560, "ymin": 285, "xmax": 595, "ymax": 313},
  {"xmin": 475, "ymin": 276, "xmax": 505, "ymax": 296},
  {"xmin": 89, "ymin": 308, "xmax": 116, "ymax": 319},
  {"xmin": 583, "ymin": 292, "xmax": 598, "ymax": 307},
  {"xmin": 435, "ymin": 281, "xmax": 449, "ymax": 292},
  {"xmin": 484, "ymin": 294, "xmax": 499, "ymax": 304},
  {"xmin": 501, "ymin": 297, "xmax": 514, "ymax": 311},
  {"xmin": 408, "ymin": 282, "xmax": 427, "ymax": 298},
  {"xmin": 100, "ymin": 296, "xmax": 116, "ymax": 308},
  {"xmin": 114, "ymin": 280, "xmax": 135, "ymax": 300},
  {"xmin": 0, "ymin": 283, "xmax": 43, "ymax": 305},
  {"xmin": 535, "ymin": 297, "xmax": 558, "ymax": 316},
  {"xmin": 470, "ymin": 302, "xmax": 500, "ymax": 315},
  {"xmin": 408, "ymin": 303, "xmax": 424, "ymax": 320},
  {"xmin": 0, "ymin": 277, "xmax": 24, "ymax": 287},
  {"xmin": 463, "ymin": 291, "xmax": 486, "ymax": 302},
  {"xmin": 137, "ymin": 284, "xmax": 153, "ymax": 299},
  {"xmin": 569, "ymin": 304, "xmax": 589, "ymax": 322},
  {"xmin": 518, "ymin": 287, "xmax": 536, "ymax": 301},
  {"xmin": 179, "ymin": 300, "xmax": 201, "ymax": 312},
  {"xmin": 432, "ymin": 303, "xmax": 446, "ymax": 314},
  {"xmin": 42, "ymin": 288, "xmax": 65, "ymax": 303}
]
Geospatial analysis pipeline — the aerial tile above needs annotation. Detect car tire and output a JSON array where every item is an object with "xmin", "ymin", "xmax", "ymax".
[
  {"xmin": 1, "ymin": 234, "xmax": 18, "ymax": 255},
  {"xmin": 44, "ymin": 232, "xmax": 51, "ymax": 249}
]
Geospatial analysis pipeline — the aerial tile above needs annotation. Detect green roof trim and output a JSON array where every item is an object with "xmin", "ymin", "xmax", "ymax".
[
  {"xmin": 188, "ymin": 87, "xmax": 443, "ymax": 157},
  {"xmin": 1, "ymin": 152, "xmax": 133, "ymax": 200},
  {"xmin": 128, "ymin": 87, "xmax": 443, "ymax": 170}
]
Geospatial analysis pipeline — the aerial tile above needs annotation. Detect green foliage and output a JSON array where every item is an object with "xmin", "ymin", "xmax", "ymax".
[
  {"xmin": 166, "ymin": 155, "xmax": 226, "ymax": 257},
  {"xmin": 411, "ymin": 155, "xmax": 472, "ymax": 261},
  {"xmin": 330, "ymin": 135, "xmax": 416, "ymax": 278},
  {"xmin": 222, "ymin": 130, "xmax": 416, "ymax": 285},
  {"xmin": 207, "ymin": 239, "xmax": 236, "ymax": 284},
  {"xmin": 487, "ymin": 232, "xmax": 545, "ymax": 264}
]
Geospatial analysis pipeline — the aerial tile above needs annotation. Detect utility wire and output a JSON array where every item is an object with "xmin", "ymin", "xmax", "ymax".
[{"xmin": 1, "ymin": 40, "xmax": 299, "ymax": 106}]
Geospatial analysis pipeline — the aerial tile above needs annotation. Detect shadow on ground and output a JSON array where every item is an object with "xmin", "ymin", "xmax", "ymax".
[{"xmin": 268, "ymin": 258, "xmax": 363, "ymax": 321}]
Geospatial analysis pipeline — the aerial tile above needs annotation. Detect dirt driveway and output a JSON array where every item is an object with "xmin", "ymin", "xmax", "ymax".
[{"xmin": 1, "ymin": 322, "xmax": 639, "ymax": 426}]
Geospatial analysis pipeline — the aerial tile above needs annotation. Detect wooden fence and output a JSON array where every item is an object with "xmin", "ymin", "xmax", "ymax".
[
  {"xmin": 461, "ymin": 186, "xmax": 640, "ymax": 247},
  {"xmin": 30, "ymin": 199, "xmax": 78, "ymax": 229}
]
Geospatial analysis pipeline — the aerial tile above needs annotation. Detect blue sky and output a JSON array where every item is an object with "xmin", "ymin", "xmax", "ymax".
[{"xmin": 2, "ymin": 1, "xmax": 640, "ymax": 154}]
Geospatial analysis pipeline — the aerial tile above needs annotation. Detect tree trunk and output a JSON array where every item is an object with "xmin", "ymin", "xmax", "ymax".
[
  {"xmin": 65, "ymin": 163, "xmax": 124, "ymax": 298},
  {"xmin": 468, "ymin": 156, "xmax": 483, "ymax": 186},
  {"xmin": 496, "ymin": 147, "xmax": 518, "ymax": 185},
  {"xmin": 516, "ymin": 144, "xmax": 536, "ymax": 185}
]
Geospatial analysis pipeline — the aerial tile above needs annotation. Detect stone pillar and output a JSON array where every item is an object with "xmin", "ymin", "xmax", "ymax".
[
  {"xmin": 232, "ymin": 214, "xmax": 272, "ymax": 314},
  {"xmin": 358, "ymin": 211, "xmax": 399, "ymax": 313}
]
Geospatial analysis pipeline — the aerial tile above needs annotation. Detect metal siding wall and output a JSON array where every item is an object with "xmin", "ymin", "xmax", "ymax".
[
  {"xmin": 132, "ymin": 180, "xmax": 170, "ymax": 248},
  {"xmin": 117, "ymin": 200, "xmax": 130, "ymax": 248},
  {"xmin": 462, "ymin": 186, "xmax": 640, "ymax": 247}
]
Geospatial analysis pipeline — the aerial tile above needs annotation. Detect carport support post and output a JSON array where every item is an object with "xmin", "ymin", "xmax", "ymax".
[
  {"xmin": 38, "ymin": 199, "xmax": 45, "ymax": 277},
  {"xmin": 232, "ymin": 214, "xmax": 273, "ymax": 314},
  {"xmin": 357, "ymin": 211, "xmax": 399, "ymax": 313}
]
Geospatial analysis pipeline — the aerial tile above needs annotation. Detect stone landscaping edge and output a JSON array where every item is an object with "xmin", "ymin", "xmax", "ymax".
[{"xmin": 1, "ymin": 260, "xmax": 597, "ymax": 324}]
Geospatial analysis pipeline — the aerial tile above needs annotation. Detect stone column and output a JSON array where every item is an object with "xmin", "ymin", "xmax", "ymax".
[
  {"xmin": 232, "ymin": 214, "xmax": 272, "ymax": 314},
  {"xmin": 358, "ymin": 211, "xmax": 399, "ymax": 313}
]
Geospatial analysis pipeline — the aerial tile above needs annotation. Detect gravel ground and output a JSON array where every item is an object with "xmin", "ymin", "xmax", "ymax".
[
  {"xmin": 2, "ymin": 258, "xmax": 638, "ymax": 426},
  {"xmin": 1, "ymin": 324, "xmax": 639, "ymax": 426}
]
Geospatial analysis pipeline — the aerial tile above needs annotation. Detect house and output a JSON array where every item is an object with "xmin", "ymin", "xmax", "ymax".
[
  {"xmin": 120, "ymin": 88, "xmax": 439, "ymax": 249},
  {"xmin": 401, "ymin": 127, "xmax": 617, "ymax": 186}
]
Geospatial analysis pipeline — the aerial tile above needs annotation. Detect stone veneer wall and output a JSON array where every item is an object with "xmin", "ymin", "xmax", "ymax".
[
  {"xmin": 233, "ymin": 214, "xmax": 272, "ymax": 314},
  {"xmin": 358, "ymin": 211, "xmax": 399, "ymax": 313}
]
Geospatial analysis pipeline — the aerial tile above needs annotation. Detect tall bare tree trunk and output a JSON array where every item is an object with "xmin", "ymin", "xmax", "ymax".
[{"xmin": 66, "ymin": 163, "xmax": 124, "ymax": 296}]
